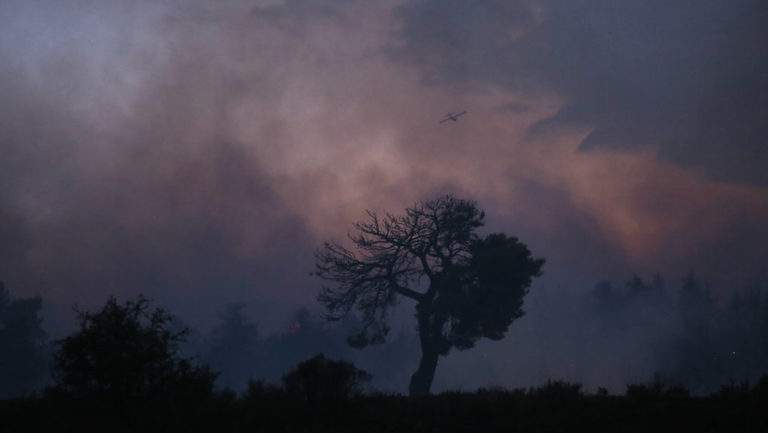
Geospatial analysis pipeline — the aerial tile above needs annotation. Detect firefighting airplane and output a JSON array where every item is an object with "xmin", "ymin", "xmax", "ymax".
[{"xmin": 439, "ymin": 111, "xmax": 467, "ymax": 124}]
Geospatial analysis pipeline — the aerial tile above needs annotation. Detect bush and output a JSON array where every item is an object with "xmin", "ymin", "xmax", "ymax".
[
  {"xmin": 532, "ymin": 380, "xmax": 583, "ymax": 400},
  {"xmin": 50, "ymin": 295, "xmax": 216, "ymax": 403},
  {"xmin": 244, "ymin": 379, "xmax": 284, "ymax": 401},
  {"xmin": 282, "ymin": 354, "xmax": 372, "ymax": 402},
  {"xmin": 751, "ymin": 375, "xmax": 768, "ymax": 401}
]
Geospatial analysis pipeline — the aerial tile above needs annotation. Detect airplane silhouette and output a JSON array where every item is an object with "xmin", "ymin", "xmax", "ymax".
[{"xmin": 439, "ymin": 111, "xmax": 467, "ymax": 124}]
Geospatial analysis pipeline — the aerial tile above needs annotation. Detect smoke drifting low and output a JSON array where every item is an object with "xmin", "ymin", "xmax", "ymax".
[{"xmin": 1, "ymin": 0, "xmax": 767, "ymax": 392}]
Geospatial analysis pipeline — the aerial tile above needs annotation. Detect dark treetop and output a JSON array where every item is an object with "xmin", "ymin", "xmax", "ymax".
[
  {"xmin": 51, "ymin": 295, "xmax": 215, "ymax": 402},
  {"xmin": 315, "ymin": 195, "xmax": 544, "ymax": 395}
]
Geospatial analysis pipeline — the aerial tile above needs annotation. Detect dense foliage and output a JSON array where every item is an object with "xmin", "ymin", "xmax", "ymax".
[
  {"xmin": 316, "ymin": 195, "xmax": 544, "ymax": 394},
  {"xmin": 0, "ymin": 282, "xmax": 48, "ymax": 398},
  {"xmin": 49, "ymin": 295, "xmax": 216, "ymax": 403},
  {"xmin": 282, "ymin": 353, "xmax": 372, "ymax": 401},
  {"xmin": 2, "ymin": 379, "xmax": 768, "ymax": 432}
]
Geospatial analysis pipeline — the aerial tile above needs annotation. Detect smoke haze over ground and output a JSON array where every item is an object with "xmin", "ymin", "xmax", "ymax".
[{"xmin": 1, "ymin": 0, "xmax": 767, "ymax": 394}]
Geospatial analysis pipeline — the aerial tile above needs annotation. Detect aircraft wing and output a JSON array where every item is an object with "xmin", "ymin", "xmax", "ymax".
[{"xmin": 439, "ymin": 110, "xmax": 466, "ymax": 123}]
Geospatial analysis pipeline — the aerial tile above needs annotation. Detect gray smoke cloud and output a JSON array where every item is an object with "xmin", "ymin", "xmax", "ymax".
[
  {"xmin": 391, "ymin": 0, "xmax": 768, "ymax": 186},
  {"xmin": 1, "ymin": 0, "xmax": 767, "ymax": 393}
]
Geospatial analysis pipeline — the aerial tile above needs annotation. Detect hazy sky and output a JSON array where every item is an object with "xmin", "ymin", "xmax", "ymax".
[{"xmin": 1, "ymin": 0, "xmax": 767, "ymax": 341}]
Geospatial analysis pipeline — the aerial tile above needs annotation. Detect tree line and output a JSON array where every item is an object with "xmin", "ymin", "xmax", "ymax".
[{"xmin": 2, "ymin": 195, "xmax": 768, "ymax": 400}]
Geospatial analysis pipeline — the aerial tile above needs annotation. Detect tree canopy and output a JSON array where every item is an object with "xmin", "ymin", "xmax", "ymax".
[
  {"xmin": 315, "ymin": 195, "xmax": 544, "ymax": 394},
  {"xmin": 51, "ymin": 295, "xmax": 216, "ymax": 402},
  {"xmin": 282, "ymin": 354, "xmax": 372, "ymax": 402},
  {"xmin": 0, "ymin": 281, "xmax": 48, "ymax": 398},
  {"xmin": 207, "ymin": 302, "xmax": 260, "ymax": 391}
]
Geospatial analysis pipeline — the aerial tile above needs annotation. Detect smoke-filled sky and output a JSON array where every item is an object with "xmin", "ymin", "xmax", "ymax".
[{"xmin": 1, "ymin": 0, "xmax": 767, "ymax": 388}]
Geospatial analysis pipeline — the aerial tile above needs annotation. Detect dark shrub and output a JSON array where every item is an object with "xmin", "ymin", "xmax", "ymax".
[
  {"xmin": 50, "ymin": 295, "xmax": 216, "ymax": 403},
  {"xmin": 752, "ymin": 375, "xmax": 768, "ymax": 401},
  {"xmin": 533, "ymin": 380, "xmax": 583, "ymax": 399},
  {"xmin": 244, "ymin": 379, "xmax": 284, "ymax": 400},
  {"xmin": 282, "ymin": 354, "xmax": 371, "ymax": 402}
]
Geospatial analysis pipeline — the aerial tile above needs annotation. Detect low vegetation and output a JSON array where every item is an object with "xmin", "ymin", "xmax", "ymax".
[
  {"xmin": 2, "ymin": 377, "xmax": 768, "ymax": 432},
  {"xmin": 1, "ymin": 288, "xmax": 768, "ymax": 431}
]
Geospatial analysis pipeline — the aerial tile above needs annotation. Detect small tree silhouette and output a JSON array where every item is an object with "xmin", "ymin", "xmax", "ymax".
[
  {"xmin": 282, "ymin": 354, "xmax": 371, "ymax": 402},
  {"xmin": 207, "ymin": 302, "xmax": 260, "ymax": 390},
  {"xmin": 315, "ymin": 195, "xmax": 544, "ymax": 395},
  {"xmin": 0, "ymin": 281, "xmax": 48, "ymax": 398},
  {"xmin": 51, "ymin": 295, "xmax": 216, "ymax": 403}
]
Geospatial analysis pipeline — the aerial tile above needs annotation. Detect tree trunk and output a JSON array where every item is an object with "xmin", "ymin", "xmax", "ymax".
[
  {"xmin": 409, "ymin": 301, "xmax": 441, "ymax": 396},
  {"xmin": 408, "ymin": 343, "xmax": 439, "ymax": 396}
]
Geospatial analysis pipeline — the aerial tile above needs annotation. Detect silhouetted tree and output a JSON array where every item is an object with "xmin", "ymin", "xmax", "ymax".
[
  {"xmin": 657, "ymin": 273, "xmax": 724, "ymax": 393},
  {"xmin": 626, "ymin": 274, "xmax": 665, "ymax": 299},
  {"xmin": 282, "ymin": 354, "xmax": 371, "ymax": 402},
  {"xmin": 259, "ymin": 308, "xmax": 348, "ymax": 381},
  {"xmin": 315, "ymin": 195, "xmax": 544, "ymax": 395},
  {"xmin": 679, "ymin": 273, "xmax": 712, "ymax": 313},
  {"xmin": 51, "ymin": 295, "xmax": 216, "ymax": 403},
  {"xmin": 0, "ymin": 282, "xmax": 48, "ymax": 398},
  {"xmin": 724, "ymin": 282, "xmax": 768, "ymax": 382},
  {"xmin": 207, "ymin": 302, "xmax": 260, "ymax": 390}
]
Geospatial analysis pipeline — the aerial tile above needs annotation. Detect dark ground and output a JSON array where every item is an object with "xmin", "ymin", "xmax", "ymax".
[{"xmin": 2, "ymin": 381, "xmax": 767, "ymax": 433}]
